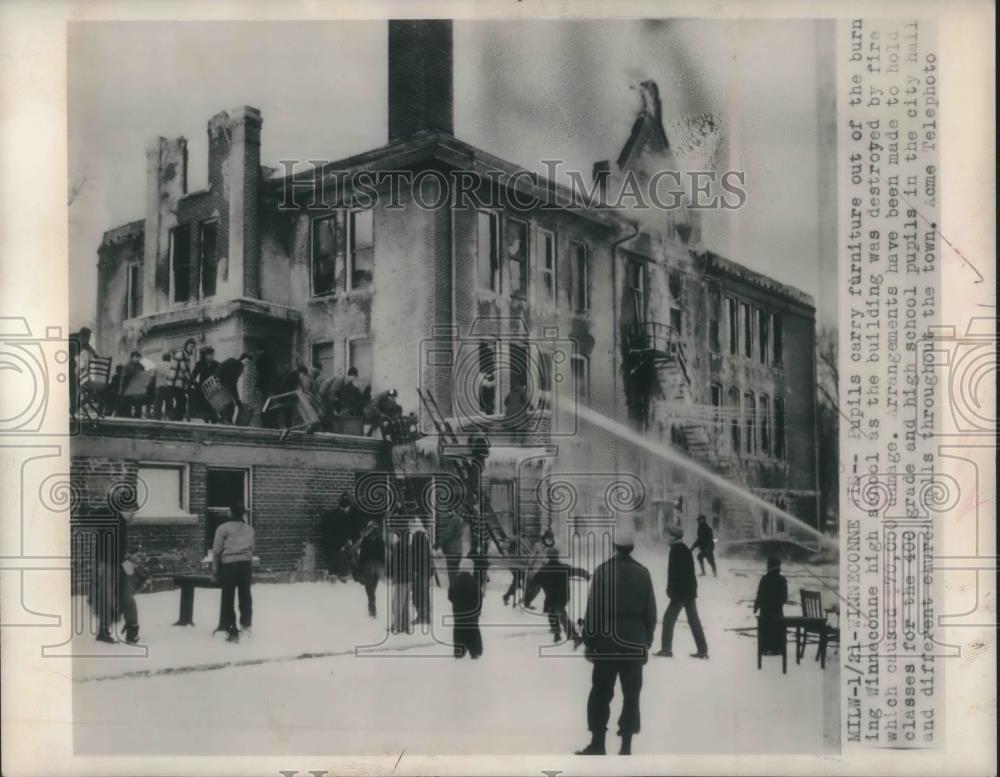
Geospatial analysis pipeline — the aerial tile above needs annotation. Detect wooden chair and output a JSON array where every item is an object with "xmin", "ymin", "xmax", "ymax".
[
  {"xmin": 78, "ymin": 356, "xmax": 113, "ymax": 420},
  {"xmin": 796, "ymin": 589, "xmax": 838, "ymax": 669}
]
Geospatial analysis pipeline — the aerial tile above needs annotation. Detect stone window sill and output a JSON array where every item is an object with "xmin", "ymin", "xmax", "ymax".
[{"xmin": 131, "ymin": 511, "xmax": 199, "ymax": 525}]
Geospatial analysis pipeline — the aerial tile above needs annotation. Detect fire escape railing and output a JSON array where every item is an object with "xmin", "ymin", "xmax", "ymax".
[{"xmin": 624, "ymin": 321, "xmax": 690, "ymax": 385}]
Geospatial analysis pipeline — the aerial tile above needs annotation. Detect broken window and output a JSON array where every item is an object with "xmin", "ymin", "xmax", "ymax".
[
  {"xmin": 571, "ymin": 353, "xmax": 590, "ymax": 400},
  {"xmin": 742, "ymin": 302, "xmax": 753, "ymax": 358},
  {"xmin": 571, "ymin": 241, "xmax": 589, "ymax": 313},
  {"xmin": 773, "ymin": 397, "xmax": 786, "ymax": 459},
  {"xmin": 668, "ymin": 270, "xmax": 682, "ymax": 301},
  {"xmin": 312, "ymin": 342, "xmax": 335, "ymax": 380},
  {"xmin": 478, "ymin": 211, "xmax": 500, "ymax": 292},
  {"xmin": 744, "ymin": 391, "xmax": 756, "ymax": 454},
  {"xmin": 506, "ymin": 219, "xmax": 528, "ymax": 298},
  {"xmin": 170, "ymin": 226, "xmax": 191, "ymax": 303},
  {"xmin": 772, "ymin": 315, "xmax": 783, "ymax": 366},
  {"xmin": 758, "ymin": 308, "xmax": 769, "ymax": 365},
  {"xmin": 626, "ymin": 259, "xmax": 646, "ymax": 323},
  {"xmin": 199, "ymin": 220, "xmax": 218, "ymax": 298},
  {"xmin": 540, "ymin": 229, "xmax": 556, "ymax": 304},
  {"xmin": 760, "ymin": 394, "xmax": 770, "ymax": 455},
  {"xmin": 348, "ymin": 338, "xmax": 372, "ymax": 385},
  {"xmin": 728, "ymin": 387, "xmax": 741, "ymax": 453},
  {"xmin": 708, "ymin": 286, "xmax": 721, "ymax": 352},
  {"xmin": 311, "ymin": 215, "xmax": 338, "ymax": 295},
  {"xmin": 727, "ymin": 296, "xmax": 739, "ymax": 355},
  {"xmin": 126, "ymin": 263, "xmax": 143, "ymax": 318},
  {"xmin": 669, "ymin": 308, "xmax": 682, "ymax": 335},
  {"xmin": 350, "ymin": 210, "xmax": 374, "ymax": 290},
  {"xmin": 710, "ymin": 382, "xmax": 723, "ymax": 444}
]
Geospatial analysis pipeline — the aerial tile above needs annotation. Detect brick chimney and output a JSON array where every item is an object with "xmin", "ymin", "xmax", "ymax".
[
  {"xmin": 204, "ymin": 106, "xmax": 263, "ymax": 299},
  {"xmin": 226, "ymin": 106, "xmax": 263, "ymax": 299},
  {"xmin": 143, "ymin": 136, "xmax": 188, "ymax": 313},
  {"xmin": 388, "ymin": 20, "xmax": 453, "ymax": 141}
]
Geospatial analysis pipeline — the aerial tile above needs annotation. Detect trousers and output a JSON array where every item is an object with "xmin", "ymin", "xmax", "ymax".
[
  {"xmin": 219, "ymin": 560, "xmax": 253, "ymax": 635},
  {"xmin": 660, "ymin": 596, "xmax": 708, "ymax": 655},
  {"xmin": 586, "ymin": 659, "xmax": 644, "ymax": 735}
]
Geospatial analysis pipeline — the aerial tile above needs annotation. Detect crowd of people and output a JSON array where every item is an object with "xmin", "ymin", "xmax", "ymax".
[
  {"xmin": 69, "ymin": 327, "xmax": 408, "ymax": 435},
  {"xmin": 87, "ymin": 487, "xmax": 793, "ymax": 758}
]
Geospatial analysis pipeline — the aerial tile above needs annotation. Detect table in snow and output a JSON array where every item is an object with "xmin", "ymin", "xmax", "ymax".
[{"xmin": 172, "ymin": 574, "xmax": 224, "ymax": 629}]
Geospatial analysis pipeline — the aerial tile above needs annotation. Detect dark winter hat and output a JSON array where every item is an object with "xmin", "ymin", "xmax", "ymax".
[
  {"xmin": 347, "ymin": 367, "xmax": 359, "ymax": 377},
  {"xmin": 78, "ymin": 326, "xmax": 92, "ymax": 338},
  {"xmin": 230, "ymin": 504, "xmax": 246, "ymax": 520},
  {"xmin": 697, "ymin": 514, "xmax": 707, "ymax": 523},
  {"xmin": 767, "ymin": 556, "xmax": 782, "ymax": 572}
]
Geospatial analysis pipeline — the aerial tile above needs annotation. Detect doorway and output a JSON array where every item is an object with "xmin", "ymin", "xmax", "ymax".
[{"xmin": 205, "ymin": 467, "xmax": 251, "ymax": 550}]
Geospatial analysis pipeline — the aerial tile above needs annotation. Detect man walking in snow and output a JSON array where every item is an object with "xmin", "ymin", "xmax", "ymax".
[
  {"xmin": 656, "ymin": 525, "xmax": 709, "ymax": 659},
  {"xmin": 577, "ymin": 521, "xmax": 657, "ymax": 756},
  {"xmin": 691, "ymin": 514, "xmax": 717, "ymax": 577},
  {"xmin": 409, "ymin": 517, "xmax": 433, "ymax": 625}
]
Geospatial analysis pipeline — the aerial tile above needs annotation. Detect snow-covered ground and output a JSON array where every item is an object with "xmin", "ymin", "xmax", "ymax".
[{"xmin": 72, "ymin": 549, "xmax": 839, "ymax": 756}]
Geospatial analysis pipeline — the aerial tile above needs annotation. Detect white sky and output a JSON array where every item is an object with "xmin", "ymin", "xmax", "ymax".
[{"xmin": 68, "ymin": 19, "xmax": 835, "ymax": 330}]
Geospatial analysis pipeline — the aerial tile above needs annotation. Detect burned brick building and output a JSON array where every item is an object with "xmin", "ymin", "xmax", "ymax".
[{"xmin": 78, "ymin": 20, "xmax": 820, "ymax": 582}]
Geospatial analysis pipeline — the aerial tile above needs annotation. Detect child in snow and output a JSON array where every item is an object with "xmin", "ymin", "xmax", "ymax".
[
  {"xmin": 528, "ymin": 546, "xmax": 591, "ymax": 646},
  {"xmin": 448, "ymin": 558, "xmax": 483, "ymax": 659}
]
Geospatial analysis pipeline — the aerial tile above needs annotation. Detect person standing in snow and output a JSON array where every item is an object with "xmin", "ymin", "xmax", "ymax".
[
  {"xmin": 448, "ymin": 558, "xmax": 483, "ymax": 659},
  {"xmin": 753, "ymin": 557, "xmax": 789, "ymax": 654},
  {"xmin": 321, "ymin": 493, "xmax": 355, "ymax": 581},
  {"xmin": 355, "ymin": 520, "xmax": 385, "ymax": 618},
  {"xmin": 528, "ymin": 545, "xmax": 590, "ymax": 645},
  {"xmin": 691, "ymin": 514, "xmax": 717, "ymax": 577},
  {"xmin": 409, "ymin": 517, "xmax": 432, "ymax": 626},
  {"xmin": 212, "ymin": 504, "xmax": 255, "ymax": 644},
  {"xmin": 656, "ymin": 525, "xmax": 709, "ymax": 659},
  {"xmin": 577, "ymin": 521, "xmax": 657, "ymax": 756},
  {"xmin": 387, "ymin": 528, "xmax": 412, "ymax": 634}
]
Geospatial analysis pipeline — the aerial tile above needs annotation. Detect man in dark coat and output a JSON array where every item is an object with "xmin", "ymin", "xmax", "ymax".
[
  {"xmin": 656, "ymin": 525, "xmax": 709, "ymax": 659},
  {"xmin": 754, "ymin": 557, "xmax": 789, "ymax": 654},
  {"xmin": 691, "ymin": 514, "xmax": 717, "ymax": 577},
  {"xmin": 386, "ymin": 528, "xmax": 412, "ymax": 634},
  {"xmin": 85, "ymin": 507, "xmax": 140, "ymax": 644},
  {"xmin": 435, "ymin": 510, "xmax": 465, "ymax": 585},
  {"xmin": 189, "ymin": 346, "xmax": 220, "ymax": 420},
  {"xmin": 528, "ymin": 545, "xmax": 590, "ymax": 644},
  {"xmin": 321, "ymin": 493, "xmax": 355, "ymax": 581},
  {"xmin": 448, "ymin": 558, "xmax": 483, "ymax": 659},
  {"xmin": 577, "ymin": 524, "xmax": 657, "ymax": 756},
  {"xmin": 356, "ymin": 521, "xmax": 385, "ymax": 618}
]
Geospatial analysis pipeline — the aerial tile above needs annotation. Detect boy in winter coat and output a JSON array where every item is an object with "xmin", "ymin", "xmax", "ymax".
[
  {"xmin": 529, "ymin": 546, "xmax": 591, "ymax": 645},
  {"xmin": 448, "ymin": 558, "xmax": 483, "ymax": 659}
]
